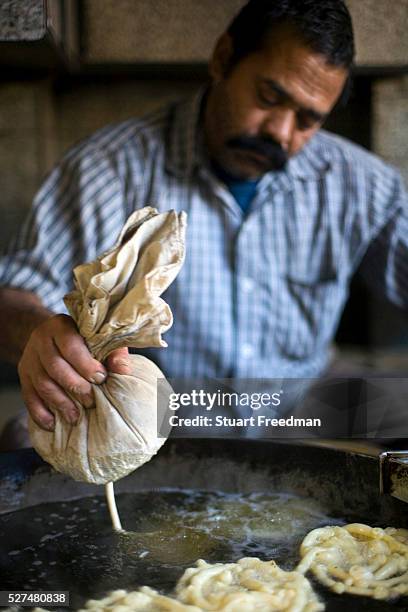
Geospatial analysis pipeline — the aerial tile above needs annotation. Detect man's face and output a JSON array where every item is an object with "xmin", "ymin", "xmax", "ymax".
[{"xmin": 204, "ymin": 25, "xmax": 348, "ymax": 180}]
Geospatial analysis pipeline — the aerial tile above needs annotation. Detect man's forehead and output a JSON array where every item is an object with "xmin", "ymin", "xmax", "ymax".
[
  {"xmin": 248, "ymin": 32, "xmax": 348, "ymax": 112},
  {"xmin": 255, "ymin": 29, "xmax": 345, "ymax": 75},
  {"xmin": 258, "ymin": 78, "xmax": 329, "ymax": 122}
]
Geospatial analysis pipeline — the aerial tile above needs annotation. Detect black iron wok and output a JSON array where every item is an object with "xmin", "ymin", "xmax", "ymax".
[{"xmin": 0, "ymin": 440, "xmax": 407, "ymax": 611}]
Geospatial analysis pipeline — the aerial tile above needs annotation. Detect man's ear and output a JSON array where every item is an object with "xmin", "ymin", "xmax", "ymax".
[{"xmin": 209, "ymin": 33, "xmax": 234, "ymax": 82}]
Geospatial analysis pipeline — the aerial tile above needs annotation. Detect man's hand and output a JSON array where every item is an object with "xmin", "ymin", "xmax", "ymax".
[{"xmin": 18, "ymin": 313, "xmax": 131, "ymax": 431}]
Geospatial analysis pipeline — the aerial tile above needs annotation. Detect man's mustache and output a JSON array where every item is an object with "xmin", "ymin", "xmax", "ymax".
[{"xmin": 226, "ymin": 135, "xmax": 288, "ymax": 170}]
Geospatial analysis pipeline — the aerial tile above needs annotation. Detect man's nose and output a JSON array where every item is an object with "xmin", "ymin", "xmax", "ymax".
[{"xmin": 261, "ymin": 108, "xmax": 296, "ymax": 150}]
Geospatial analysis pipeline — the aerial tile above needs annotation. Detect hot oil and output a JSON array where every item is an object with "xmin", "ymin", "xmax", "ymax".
[
  {"xmin": 1, "ymin": 488, "xmax": 402, "ymax": 611},
  {"xmin": 117, "ymin": 489, "xmax": 342, "ymax": 569}
]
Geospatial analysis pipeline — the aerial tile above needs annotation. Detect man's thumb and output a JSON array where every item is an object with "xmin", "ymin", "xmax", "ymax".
[{"xmin": 105, "ymin": 348, "xmax": 132, "ymax": 375}]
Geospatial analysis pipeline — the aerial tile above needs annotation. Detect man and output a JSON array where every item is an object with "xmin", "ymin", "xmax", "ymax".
[{"xmin": 0, "ymin": 0, "xmax": 407, "ymax": 439}]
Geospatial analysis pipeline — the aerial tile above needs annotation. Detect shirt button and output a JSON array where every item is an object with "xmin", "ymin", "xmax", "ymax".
[
  {"xmin": 242, "ymin": 343, "xmax": 254, "ymax": 358},
  {"xmin": 242, "ymin": 277, "xmax": 254, "ymax": 293}
]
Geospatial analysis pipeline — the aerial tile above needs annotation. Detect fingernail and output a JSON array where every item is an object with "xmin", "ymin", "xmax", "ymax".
[
  {"xmin": 91, "ymin": 371, "xmax": 106, "ymax": 384},
  {"xmin": 113, "ymin": 359, "xmax": 132, "ymax": 371},
  {"xmin": 115, "ymin": 359, "xmax": 130, "ymax": 367},
  {"xmin": 44, "ymin": 419, "xmax": 55, "ymax": 431}
]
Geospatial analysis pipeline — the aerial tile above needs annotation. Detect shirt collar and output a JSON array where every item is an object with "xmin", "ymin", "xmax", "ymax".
[
  {"xmin": 165, "ymin": 87, "xmax": 206, "ymax": 179},
  {"xmin": 165, "ymin": 86, "xmax": 332, "ymax": 183},
  {"xmin": 287, "ymin": 135, "xmax": 332, "ymax": 180}
]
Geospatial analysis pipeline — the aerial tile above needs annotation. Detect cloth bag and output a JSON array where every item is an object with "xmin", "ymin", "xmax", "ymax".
[{"xmin": 29, "ymin": 207, "xmax": 186, "ymax": 484}]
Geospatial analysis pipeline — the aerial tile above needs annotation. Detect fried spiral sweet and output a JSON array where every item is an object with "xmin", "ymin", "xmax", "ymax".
[
  {"xmin": 297, "ymin": 523, "xmax": 408, "ymax": 600},
  {"xmin": 34, "ymin": 557, "xmax": 324, "ymax": 612},
  {"xmin": 176, "ymin": 557, "xmax": 324, "ymax": 611}
]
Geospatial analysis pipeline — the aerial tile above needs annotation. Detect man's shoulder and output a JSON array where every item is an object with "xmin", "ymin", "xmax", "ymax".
[
  {"xmin": 64, "ymin": 100, "xmax": 178, "ymax": 166},
  {"xmin": 312, "ymin": 129, "xmax": 399, "ymax": 182}
]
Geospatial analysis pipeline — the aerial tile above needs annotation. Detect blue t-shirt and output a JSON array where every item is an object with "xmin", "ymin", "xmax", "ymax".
[{"xmin": 212, "ymin": 163, "xmax": 259, "ymax": 214}]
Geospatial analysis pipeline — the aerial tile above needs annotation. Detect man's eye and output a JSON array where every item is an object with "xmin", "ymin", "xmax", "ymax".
[
  {"xmin": 258, "ymin": 92, "xmax": 279, "ymax": 107},
  {"xmin": 297, "ymin": 112, "xmax": 322, "ymax": 131}
]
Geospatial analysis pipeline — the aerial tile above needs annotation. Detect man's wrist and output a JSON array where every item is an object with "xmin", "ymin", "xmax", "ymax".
[
  {"xmin": 23, "ymin": 307, "xmax": 54, "ymax": 344},
  {"xmin": 0, "ymin": 287, "xmax": 54, "ymax": 363}
]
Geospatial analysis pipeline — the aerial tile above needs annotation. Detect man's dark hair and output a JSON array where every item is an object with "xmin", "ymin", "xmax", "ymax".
[{"xmin": 227, "ymin": 0, "xmax": 355, "ymax": 69}]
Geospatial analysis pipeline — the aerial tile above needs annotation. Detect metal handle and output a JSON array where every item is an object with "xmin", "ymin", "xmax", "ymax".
[{"xmin": 380, "ymin": 451, "xmax": 408, "ymax": 503}]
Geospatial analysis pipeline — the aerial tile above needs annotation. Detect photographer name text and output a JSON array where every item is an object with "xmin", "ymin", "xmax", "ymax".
[{"xmin": 168, "ymin": 414, "xmax": 321, "ymax": 428}]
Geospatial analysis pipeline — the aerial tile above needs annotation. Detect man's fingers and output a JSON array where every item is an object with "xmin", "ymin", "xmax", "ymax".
[
  {"xmin": 29, "ymin": 362, "xmax": 80, "ymax": 426},
  {"xmin": 21, "ymin": 380, "xmax": 55, "ymax": 432},
  {"xmin": 38, "ymin": 340, "xmax": 94, "ymax": 408},
  {"xmin": 18, "ymin": 313, "xmax": 103, "ymax": 429},
  {"xmin": 52, "ymin": 316, "xmax": 107, "ymax": 384},
  {"xmin": 106, "ymin": 348, "xmax": 132, "ymax": 375}
]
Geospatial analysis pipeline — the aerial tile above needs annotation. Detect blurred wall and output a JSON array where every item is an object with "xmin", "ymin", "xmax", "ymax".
[{"xmin": 82, "ymin": 0, "xmax": 408, "ymax": 66}]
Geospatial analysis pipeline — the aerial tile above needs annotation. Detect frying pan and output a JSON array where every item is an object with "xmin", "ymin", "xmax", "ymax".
[{"xmin": 0, "ymin": 440, "xmax": 407, "ymax": 611}]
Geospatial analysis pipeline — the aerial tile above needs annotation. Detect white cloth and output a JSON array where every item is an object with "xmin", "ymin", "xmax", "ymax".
[{"xmin": 29, "ymin": 207, "xmax": 186, "ymax": 484}]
